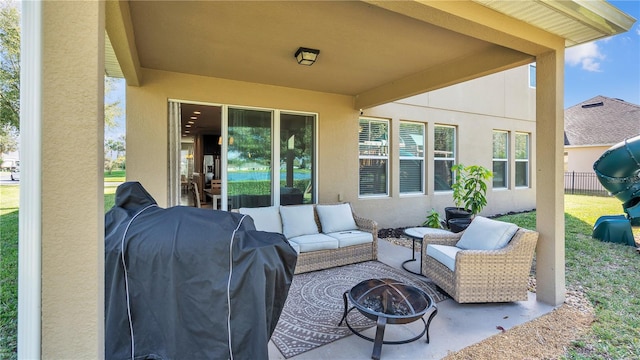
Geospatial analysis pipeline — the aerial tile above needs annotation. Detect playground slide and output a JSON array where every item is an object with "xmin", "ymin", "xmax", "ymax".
[{"xmin": 593, "ymin": 134, "xmax": 640, "ymax": 223}]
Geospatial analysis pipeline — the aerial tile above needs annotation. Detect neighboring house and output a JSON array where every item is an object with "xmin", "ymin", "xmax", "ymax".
[
  {"xmin": 564, "ymin": 95, "xmax": 640, "ymax": 173},
  {"xmin": 17, "ymin": 1, "xmax": 635, "ymax": 358}
]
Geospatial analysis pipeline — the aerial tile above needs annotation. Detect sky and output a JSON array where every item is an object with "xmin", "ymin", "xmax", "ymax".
[
  {"xmin": 564, "ymin": 0, "xmax": 640, "ymax": 108},
  {"xmin": 104, "ymin": 0, "xmax": 640, "ymax": 141}
]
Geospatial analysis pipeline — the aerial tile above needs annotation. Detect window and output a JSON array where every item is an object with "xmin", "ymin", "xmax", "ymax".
[
  {"xmin": 359, "ymin": 118, "xmax": 389, "ymax": 196},
  {"xmin": 280, "ymin": 112, "xmax": 315, "ymax": 204},
  {"xmin": 399, "ymin": 122, "xmax": 425, "ymax": 194},
  {"xmin": 434, "ymin": 125, "xmax": 456, "ymax": 191},
  {"xmin": 492, "ymin": 130, "xmax": 508, "ymax": 189},
  {"xmin": 529, "ymin": 64, "xmax": 536, "ymax": 88},
  {"xmin": 515, "ymin": 132, "xmax": 530, "ymax": 187}
]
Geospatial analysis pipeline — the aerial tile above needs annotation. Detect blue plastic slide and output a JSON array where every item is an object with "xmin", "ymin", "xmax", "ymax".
[{"xmin": 592, "ymin": 135, "xmax": 640, "ymax": 246}]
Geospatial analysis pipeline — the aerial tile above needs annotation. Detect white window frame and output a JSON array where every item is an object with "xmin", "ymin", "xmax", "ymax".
[
  {"xmin": 434, "ymin": 125, "xmax": 457, "ymax": 192},
  {"xmin": 358, "ymin": 117, "xmax": 389, "ymax": 197},
  {"xmin": 515, "ymin": 132, "xmax": 530, "ymax": 188},
  {"xmin": 492, "ymin": 130, "xmax": 509, "ymax": 189},
  {"xmin": 399, "ymin": 121, "xmax": 425, "ymax": 195}
]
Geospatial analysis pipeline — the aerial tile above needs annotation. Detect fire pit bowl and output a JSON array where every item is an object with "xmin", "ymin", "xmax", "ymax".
[
  {"xmin": 339, "ymin": 278, "xmax": 438, "ymax": 360},
  {"xmin": 348, "ymin": 278, "xmax": 431, "ymax": 324}
]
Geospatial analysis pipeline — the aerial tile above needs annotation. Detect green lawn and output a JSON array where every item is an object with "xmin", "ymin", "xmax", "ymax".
[
  {"xmin": 1, "ymin": 192, "xmax": 639, "ymax": 358},
  {"xmin": 104, "ymin": 169, "xmax": 126, "ymax": 183},
  {"xmin": 496, "ymin": 195, "xmax": 640, "ymax": 359}
]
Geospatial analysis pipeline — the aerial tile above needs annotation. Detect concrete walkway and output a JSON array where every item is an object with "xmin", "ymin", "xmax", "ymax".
[{"xmin": 268, "ymin": 239, "xmax": 555, "ymax": 360}]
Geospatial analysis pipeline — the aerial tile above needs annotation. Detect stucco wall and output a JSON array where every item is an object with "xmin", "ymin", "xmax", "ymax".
[
  {"xmin": 41, "ymin": 1, "xmax": 105, "ymax": 357},
  {"xmin": 565, "ymin": 146, "xmax": 609, "ymax": 173},
  {"xmin": 127, "ymin": 68, "xmax": 358, "ymax": 208},
  {"xmin": 360, "ymin": 66, "xmax": 536, "ymax": 227},
  {"xmin": 127, "ymin": 66, "xmax": 536, "ymax": 229}
]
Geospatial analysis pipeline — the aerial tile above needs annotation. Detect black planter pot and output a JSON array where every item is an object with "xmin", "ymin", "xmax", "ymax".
[
  {"xmin": 448, "ymin": 217, "xmax": 472, "ymax": 233},
  {"xmin": 444, "ymin": 207, "xmax": 472, "ymax": 228}
]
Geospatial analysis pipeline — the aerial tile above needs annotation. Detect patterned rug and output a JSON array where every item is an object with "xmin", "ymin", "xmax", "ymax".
[{"xmin": 271, "ymin": 261, "xmax": 448, "ymax": 358}]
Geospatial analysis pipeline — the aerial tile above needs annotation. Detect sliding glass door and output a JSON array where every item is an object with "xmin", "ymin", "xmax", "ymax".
[
  {"xmin": 227, "ymin": 108, "xmax": 273, "ymax": 209},
  {"xmin": 226, "ymin": 108, "xmax": 316, "ymax": 209},
  {"xmin": 170, "ymin": 101, "xmax": 316, "ymax": 210},
  {"xmin": 280, "ymin": 112, "xmax": 315, "ymax": 205}
]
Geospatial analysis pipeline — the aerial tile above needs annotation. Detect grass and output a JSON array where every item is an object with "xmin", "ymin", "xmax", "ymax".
[
  {"xmin": 104, "ymin": 169, "xmax": 126, "ymax": 183},
  {"xmin": 496, "ymin": 194, "xmax": 640, "ymax": 359},
  {"xmin": 0, "ymin": 185, "xmax": 118, "ymax": 359},
  {"xmin": 0, "ymin": 186, "xmax": 18, "ymax": 359},
  {"xmin": 1, "ymin": 192, "xmax": 639, "ymax": 358}
]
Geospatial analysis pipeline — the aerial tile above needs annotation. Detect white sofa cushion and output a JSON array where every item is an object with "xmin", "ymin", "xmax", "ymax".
[
  {"xmin": 280, "ymin": 205, "xmax": 319, "ymax": 239},
  {"xmin": 238, "ymin": 206, "xmax": 282, "ymax": 233},
  {"xmin": 316, "ymin": 203, "xmax": 358, "ymax": 233},
  {"xmin": 326, "ymin": 230, "xmax": 373, "ymax": 248},
  {"xmin": 287, "ymin": 240, "xmax": 301, "ymax": 254},
  {"xmin": 456, "ymin": 216, "xmax": 518, "ymax": 251},
  {"xmin": 426, "ymin": 244, "xmax": 462, "ymax": 271},
  {"xmin": 288, "ymin": 233, "xmax": 339, "ymax": 253}
]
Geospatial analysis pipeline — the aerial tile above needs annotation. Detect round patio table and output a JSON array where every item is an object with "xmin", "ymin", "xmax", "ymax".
[{"xmin": 402, "ymin": 227, "xmax": 451, "ymax": 276}]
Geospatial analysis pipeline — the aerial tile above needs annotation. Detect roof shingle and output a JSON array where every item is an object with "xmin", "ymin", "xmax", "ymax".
[{"xmin": 564, "ymin": 95, "xmax": 640, "ymax": 146}]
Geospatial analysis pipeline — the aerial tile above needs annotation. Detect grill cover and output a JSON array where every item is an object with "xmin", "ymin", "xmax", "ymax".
[{"xmin": 105, "ymin": 182, "xmax": 297, "ymax": 359}]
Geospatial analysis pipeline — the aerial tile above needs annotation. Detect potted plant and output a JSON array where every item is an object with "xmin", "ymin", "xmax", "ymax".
[
  {"xmin": 422, "ymin": 208, "xmax": 444, "ymax": 229},
  {"xmin": 446, "ymin": 164, "xmax": 493, "ymax": 232}
]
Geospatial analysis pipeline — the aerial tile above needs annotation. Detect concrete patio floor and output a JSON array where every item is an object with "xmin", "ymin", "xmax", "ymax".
[{"xmin": 268, "ymin": 238, "xmax": 555, "ymax": 360}]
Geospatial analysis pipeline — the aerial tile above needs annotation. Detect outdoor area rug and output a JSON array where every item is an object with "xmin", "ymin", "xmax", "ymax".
[{"xmin": 271, "ymin": 260, "xmax": 448, "ymax": 358}]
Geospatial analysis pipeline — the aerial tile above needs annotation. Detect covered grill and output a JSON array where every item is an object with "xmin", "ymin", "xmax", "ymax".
[{"xmin": 105, "ymin": 182, "xmax": 297, "ymax": 359}]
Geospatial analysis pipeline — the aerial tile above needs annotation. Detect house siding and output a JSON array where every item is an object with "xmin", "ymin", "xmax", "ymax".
[
  {"xmin": 127, "ymin": 66, "xmax": 535, "ymax": 229},
  {"xmin": 362, "ymin": 66, "xmax": 536, "ymax": 227}
]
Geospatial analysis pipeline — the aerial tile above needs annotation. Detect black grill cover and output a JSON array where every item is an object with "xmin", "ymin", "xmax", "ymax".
[{"xmin": 105, "ymin": 182, "xmax": 297, "ymax": 359}]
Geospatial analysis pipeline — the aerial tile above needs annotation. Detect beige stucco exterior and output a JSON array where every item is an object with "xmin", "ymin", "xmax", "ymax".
[
  {"xmin": 361, "ymin": 66, "xmax": 537, "ymax": 226},
  {"xmin": 19, "ymin": 1, "xmax": 635, "ymax": 358},
  {"xmin": 34, "ymin": 1, "xmax": 105, "ymax": 358},
  {"xmin": 565, "ymin": 145, "xmax": 609, "ymax": 173},
  {"xmin": 127, "ymin": 65, "xmax": 536, "ymax": 229}
]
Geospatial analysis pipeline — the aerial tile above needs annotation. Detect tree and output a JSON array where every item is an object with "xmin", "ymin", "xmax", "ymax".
[
  {"xmin": 0, "ymin": 1, "xmax": 19, "ymax": 135},
  {"xmin": 104, "ymin": 76, "xmax": 123, "ymax": 129},
  {"xmin": 0, "ymin": 123, "xmax": 17, "ymax": 153}
]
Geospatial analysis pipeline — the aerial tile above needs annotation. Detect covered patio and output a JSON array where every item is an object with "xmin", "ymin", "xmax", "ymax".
[
  {"xmin": 18, "ymin": 1, "xmax": 634, "ymax": 358},
  {"xmin": 268, "ymin": 238, "xmax": 554, "ymax": 359}
]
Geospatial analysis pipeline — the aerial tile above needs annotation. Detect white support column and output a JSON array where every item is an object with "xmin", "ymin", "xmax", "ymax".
[
  {"xmin": 535, "ymin": 50, "xmax": 566, "ymax": 306},
  {"xmin": 17, "ymin": 1, "xmax": 42, "ymax": 358}
]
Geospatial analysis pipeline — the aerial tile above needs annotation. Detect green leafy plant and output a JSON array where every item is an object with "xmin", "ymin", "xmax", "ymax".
[
  {"xmin": 451, "ymin": 164, "xmax": 493, "ymax": 216},
  {"xmin": 422, "ymin": 208, "xmax": 443, "ymax": 228}
]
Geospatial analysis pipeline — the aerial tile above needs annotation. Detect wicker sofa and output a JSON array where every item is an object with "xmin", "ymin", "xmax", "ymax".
[
  {"xmin": 421, "ymin": 216, "xmax": 538, "ymax": 303},
  {"xmin": 238, "ymin": 203, "xmax": 378, "ymax": 274}
]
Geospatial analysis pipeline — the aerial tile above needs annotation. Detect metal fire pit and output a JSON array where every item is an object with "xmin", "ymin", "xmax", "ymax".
[{"xmin": 338, "ymin": 278, "xmax": 438, "ymax": 360}]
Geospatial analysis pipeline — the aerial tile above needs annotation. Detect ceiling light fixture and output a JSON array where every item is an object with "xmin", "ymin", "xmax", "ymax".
[
  {"xmin": 294, "ymin": 47, "xmax": 320, "ymax": 66},
  {"xmin": 190, "ymin": 116, "xmax": 197, "ymax": 120},
  {"xmin": 193, "ymin": 111, "xmax": 201, "ymax": 115}
]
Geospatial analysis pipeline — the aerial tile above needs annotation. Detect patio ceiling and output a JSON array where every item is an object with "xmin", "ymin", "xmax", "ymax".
[{"xmin": 105, "ymin": 1, "xmax": 635, "ymax": 109}]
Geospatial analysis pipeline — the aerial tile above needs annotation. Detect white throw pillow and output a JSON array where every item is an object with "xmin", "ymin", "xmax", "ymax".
[
  {"xmin": 238, "ymin": 206, "xmax": 282, "ymax": 233},
  {"xmin": 279, "ymin": 205, "xmax": 319, "ymax": 239},
  {"xmin": 456, "ymin": 216, "xmax": 518, "ymax": 250},
  {"xmin": 316, "ymin": 203, "xmax": 358, "ymax": 233}
]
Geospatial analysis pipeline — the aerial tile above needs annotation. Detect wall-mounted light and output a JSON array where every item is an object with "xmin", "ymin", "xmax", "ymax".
[{"xmin": 294, "ymin": 47, "xmax": 320, "ymax": 66}]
